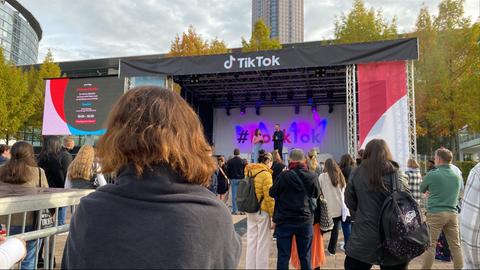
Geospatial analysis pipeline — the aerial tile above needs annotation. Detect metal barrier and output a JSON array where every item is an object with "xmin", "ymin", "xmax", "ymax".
[{"xmin": 0, "ymin": 184, "xmax": 93, "ymax": 269}]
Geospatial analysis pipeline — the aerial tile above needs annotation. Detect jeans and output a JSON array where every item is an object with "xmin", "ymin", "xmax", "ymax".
[
  {"xmin": 10, "ymin": 226, "xmax": 39, "ymax": 270},
  {"xmin": 422, "ymin": 212, "xmax": 463, "ymax": 269},
  {"xmin": 57, "ymin": 207, "xmax": 67, "ymax": 225},
  {"xmin": 275, "ymin": 223, "xmax": 313, "ymax": 270},
  {"xmin": 344, "ymin": 256, "xmax": 408, "ymax": 270},
  {"xmin": 230, "ymin": 179, "xmax": 241, "ymax": 213},
  {"xmin": 327, "ymin": 216, "xmax": 342, "ymax": 254},
  {"xmin": 342, "ymin": 218, "xmax": 352, "ymax": 246},
  {"xmin": 252, "ymin": 143, "xmax": 262, "ymax": 163}
]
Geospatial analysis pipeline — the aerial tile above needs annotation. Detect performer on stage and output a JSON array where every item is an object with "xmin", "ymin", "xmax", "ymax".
[
  {"xmin": 272, "ymin": 124, "xmax": 284, "ymax": 160},
  {"xmin": 252, "ymin": 129, "xmax": 263, "ymax": 163}
]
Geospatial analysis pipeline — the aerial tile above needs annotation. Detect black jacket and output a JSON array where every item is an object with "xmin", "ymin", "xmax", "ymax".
[
  {"xmin": 38, "ymin": 154, "xmax": 65, "ymax": 188},
  {"xmin": 345, "ymin": 162, "xmax": 410, "ymax": 266},
  {"xmin": 59, "ymin": 148, "xmax": 73, "ymax": 179},
  {"xmin": 271, "ymin": 161, "xmax": 286, "ymax": 184},
  {"xmin": 269, "ymin": 167, "xmax": 320, "ymax": 225},
  {"xmin": 273, "ymin": 130, "xmax": 284, "ymax": 148},
  {"xmin": 226, "ymin": 156, "xmax": 245, "ymax": 179},
  {"xmin": 62, "ymin": 164, "xmax": 241, "ymax": 269}
]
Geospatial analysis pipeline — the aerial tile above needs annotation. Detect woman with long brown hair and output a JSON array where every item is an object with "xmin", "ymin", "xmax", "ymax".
[
  {"xmin": 61, "ymin": 86, "xmax": 241, "ymax": 269},
  {"xmin": 344, "ymin": 139, "xmax": 410, "ymax": 270},
  {"xmin": 64, "ymin": 144, "xmax": 106, "ymax": 189},
  {"xmin": 0, "ymin": 141, "xmax": 48, "ymax": 269},
  {"xmin": 318, "ymin": 158, "xmax": 346, "ymax": 255},
  {"xmin": 271, "ymin": 149, "xmax": 286, "ymax": 183}
]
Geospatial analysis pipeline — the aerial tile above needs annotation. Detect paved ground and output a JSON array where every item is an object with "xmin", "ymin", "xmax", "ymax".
[{"xmin": 51, "ymin": 213, "xmax": 454, "ymax": 269}]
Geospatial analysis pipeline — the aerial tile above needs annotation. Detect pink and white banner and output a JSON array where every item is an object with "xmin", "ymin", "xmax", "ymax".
[{"xmin": 358, "ymin": 61, "xmax": 409, "ymax": 170}]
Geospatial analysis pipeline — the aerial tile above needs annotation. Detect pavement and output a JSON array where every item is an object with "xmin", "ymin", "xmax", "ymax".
[{"xmin": 50, "ymin": 212, "xmax": 454, "ymax": 269}]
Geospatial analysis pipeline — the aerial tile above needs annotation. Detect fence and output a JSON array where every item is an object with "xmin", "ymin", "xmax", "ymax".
[{"xmin": 0, "ymin": 185, "xmax": 93, "ymax": 269}]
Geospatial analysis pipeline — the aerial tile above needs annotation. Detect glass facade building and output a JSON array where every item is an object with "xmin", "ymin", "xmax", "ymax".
[
  {"xmin": 252, "ymin": 0, "xmax": 304, "ymax": 44},
  {"xmin": 0, "ymin": 0, "xmax": 41, "ymax": 65}
]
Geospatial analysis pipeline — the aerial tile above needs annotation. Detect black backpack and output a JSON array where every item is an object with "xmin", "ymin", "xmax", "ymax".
[
  {"xmin": 236, "ymin": 170, "xmax": 265, "ymax": 213},
  {"xmin": 378, "ymin": 171, "xmax": 430, "ymax": 262}
]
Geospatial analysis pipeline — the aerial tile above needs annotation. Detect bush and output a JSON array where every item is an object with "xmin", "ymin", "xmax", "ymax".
[{"xmin": 454, "ymin": 161, "xmax": 478, "ymax": 184}]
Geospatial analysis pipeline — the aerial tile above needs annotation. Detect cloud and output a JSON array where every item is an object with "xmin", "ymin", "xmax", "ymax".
[{"xmin": 18, "ymin": 0, "xmax": 480, "ymax": 63}]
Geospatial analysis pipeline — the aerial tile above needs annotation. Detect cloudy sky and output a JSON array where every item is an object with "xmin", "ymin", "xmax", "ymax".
[{"xmin": 19, "ymin": 0, "xmax": 480, "ymax": 63}]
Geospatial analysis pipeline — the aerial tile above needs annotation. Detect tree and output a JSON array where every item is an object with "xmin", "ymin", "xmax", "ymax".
[
  {"xmin": 241, "ymin": 20, "xmax": 282, "ymax": 52},
  {"xmin": 24, "ymin": 50, "xmax": 61, "ymax": 130},
  {"xmin": 167, "ymin": 26, "xmax": 229, "ymax": 57},
  {"xmin": 334, "ymin": 0, "xmax": 397, "ymax": 44},
  {"xmin": 414, "ymin": 0, "xmax": 480, "ymax": 156},
  {"xmin": 0, "ymin": 49, "xmax": 34, "ymax": 143}
]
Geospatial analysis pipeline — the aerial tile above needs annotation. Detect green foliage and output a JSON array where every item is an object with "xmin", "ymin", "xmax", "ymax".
[
  {"xmin": 241, "ymin": 20, "xmax": 282, "ymax": 52},
  {"xmin": 167, "ymin": 26, "xmax": 229, "ymax": 57},
  {"xmin": 334, "ymin": 0, "xmax": 397, "ymax": 44},
  {"xmin": 24, "ymin": 50, "xmax": 61, "ymax": 129},
  {"xmin": 455, "ymin": 161, "xmax": 478, "ymax": 183},
  {"xmin": 414, "ymin": 0, "xmax": 480, "ymax": 155},
  {"xmin": 0, "ymin": 48, "xmax": 34, "ymax": 142}
]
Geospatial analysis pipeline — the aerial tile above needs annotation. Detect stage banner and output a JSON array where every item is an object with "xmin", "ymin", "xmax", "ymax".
[
  {"xmin": 358, "ymin": 61, "xmax": 409, "ymax": 169},
  {"xmin": 42, "ymin": 77, "xmax": 125, "ymax": 135}
]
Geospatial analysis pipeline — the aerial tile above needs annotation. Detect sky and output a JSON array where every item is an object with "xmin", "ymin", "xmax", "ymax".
[{"xmin": 18, "ymin": 0, "xmax": 480, "ymax": 63}]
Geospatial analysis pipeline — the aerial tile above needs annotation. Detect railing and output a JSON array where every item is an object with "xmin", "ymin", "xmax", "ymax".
[
  {"xmin": 459, "ymin": 132, "xmax": 480, "ymax": 144},
  {"xmin": 0, "ymin": 185, "xmax": 93, "ymax": 269}
]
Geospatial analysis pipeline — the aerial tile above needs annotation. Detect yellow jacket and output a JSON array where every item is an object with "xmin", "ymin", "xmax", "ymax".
[{"xmin": 244, "ymin": 163, "xmax": 275, "ymax": 216}]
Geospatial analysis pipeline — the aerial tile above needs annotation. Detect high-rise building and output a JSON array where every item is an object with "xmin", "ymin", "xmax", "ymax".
[
  {"xmin": 0, "ymin": 0, "xmax": 42, "ymax": 65},
  {"xmin": 252, "ymin": 0, "xmax": 304, "ymax": 44}
]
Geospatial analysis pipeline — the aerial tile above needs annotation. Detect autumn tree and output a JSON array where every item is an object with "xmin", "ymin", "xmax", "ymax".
[
  {"xmin": 24, "ymin": 50, "xmax": 61, "ymax": 130},
  {"xmin": 167, "ymin": 26, "xmax": 229, "ymax": 57},
  {"xmin": 0, "ymin": 49, "xmax": 34, "ymax": 143},
  {"xmin": 414, "ymin": 0, "xmax": 480, "ymax": 156},
  {"xmin": 334, "ymin": 0, "xmax": 397, "ymax": 44},
  {"xmin": 242, "ymin": 20, "xmax": 282, "ymax": 52}
]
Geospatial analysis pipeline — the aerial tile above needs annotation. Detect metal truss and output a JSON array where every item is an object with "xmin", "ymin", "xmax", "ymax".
[
  {"xmin": 407, "ymin": 60, "xmax": 418, "ymax": 158},
  {"xmin": 346, "ymin": 64, "xmax": 358, "ymax": 159}
]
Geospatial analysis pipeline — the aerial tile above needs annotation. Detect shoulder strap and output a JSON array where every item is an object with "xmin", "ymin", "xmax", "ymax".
[
  {"xmin": 390, "ymin": 170, "xmax": 399, "ymax": 192},
  {"xmin": 291, "ymin": 170, "xmax": 313, "ymax": 197},
  {"xmin": 38, "ymin": 167, "xmax": 42, "ymax": 188},
  {"xmin": 252, "ymin": 170, "xmax": 267, "ymax": 178}
]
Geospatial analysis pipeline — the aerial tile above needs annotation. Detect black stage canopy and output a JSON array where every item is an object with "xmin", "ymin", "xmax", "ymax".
[{"xmin": 120, "ymin": 38, "xmax": 418, "ymax": 108}]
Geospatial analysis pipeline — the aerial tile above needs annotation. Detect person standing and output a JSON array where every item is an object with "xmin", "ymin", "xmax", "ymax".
[
  {"xmin": 226, "ymin": 148, "xmax": 246, "ymax": 215},
  {"xmin": 0, "ymin": 144, "xmax": 10, "ymax": 165},
  {"xmin": 460, "ymin": 162, "xmax": 480, "ymax": 269},
  {"xmin": 273, "ymin": 124, "xmax": 284, "ymax": 160},
  {"xmin": 405, "ymin": 159, "xmax": 423, "ymax": 204},
  {"xmin": 245, "ymin": 152, "xmax": 275, "ymax": 269},
  {"xmin": 344, "ymin": 139, "xmax": 411, "ymax": 270},
  {"xmin": 339, "ymin": 154, "xmax": 355, "ymax": 249},
  {"xmin": 306, "ymin": 149, "xmax": 322, "ymax": 176},
  {"xmin": 62, "ymin": 86, "xmax": 241, "ymax": 269},
  {"xmin": 216, "ymin": 156, "xmax": 230, "ymax": 201},
  {"xmin": 0, "ymin": 141, "xmax": 49, "ymax": 269},
  {"xmin": 59, "ymin": 136, "xmax": 74, "ymax": 178},
  {"xmin": 420, "ymin": 148, "xmax": 463, "ymax": 269},
  {"xmin": 270, "ymin": 149, "xmax": 320, "ymax": 270},
  {"xmin": 251, "ymin": 129, "xmax": 263, "ymax": 163},
  {"xmin": 319, "ymin": 158, "xmax": 346, "ymax": 255}
]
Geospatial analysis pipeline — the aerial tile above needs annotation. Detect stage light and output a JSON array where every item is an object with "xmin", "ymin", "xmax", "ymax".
[
  {"xmin": 294, "ymin": 104, "xmax": 300, "ymax": 114},
  {"xmin": 190, "ymin": 75, "xmax": 200, "ymax": 84},
  {"xmin": 271, "ymin": 91, "xmax": 278, "ymax": 103},
  {"xmin": 314, "ymin": 68, "xmax": 326, "ymax": 78},
  {"xmin": 234, "ymin": 73, "xmax": 240, "ymax": 79},
  {"xmin": 240, "ymin": 105, "xmax": 246, "ymax": 115},
  {"xmin": 307, "ymin": 90, "xmax": 313, "ymax": 105},
  {"xmin": 327, "ymin": 90, "xmax": 333, "ymax": 99},
  {"xmin": 287, "ymin": 90, "xmax": 294, "ymax": 100},
  {"xmin": 226, "ymin": 107, "xmax": 231, "ymax": 116},
  {"xmin": 260, "ymin": 92, "xmax": 266, "ymax": 101},
  {"xmin": 245, "ymin": 93, "xmax": 250, "ymax": 102},
  {"xmin": 311, "ymin": 103, "xmax": 317, "ymax": 113},
  {"xmin": 227, "ymin": 92, "xmax": 234, "ymax": 102},
  {"xmin": 255, "ymin": 102, "xmax": 261, "ymax": 116},
  {"xmin": 328, "ymin": 104, "xmax": 334, "ymax": 114}
]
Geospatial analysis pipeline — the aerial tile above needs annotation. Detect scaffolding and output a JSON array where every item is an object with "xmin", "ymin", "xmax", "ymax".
[{"xmin": 346, "ymin": 64, "xmax": 358, "ymax": 159}]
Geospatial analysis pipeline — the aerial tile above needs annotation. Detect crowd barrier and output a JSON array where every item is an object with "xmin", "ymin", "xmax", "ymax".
[{"xmin": 0, "ymin": 185, "xmax": 93, "ymax": 269}]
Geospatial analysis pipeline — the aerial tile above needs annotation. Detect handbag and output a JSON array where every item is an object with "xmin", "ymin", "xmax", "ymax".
[
  {"xmin": 34, "ymin": 168, "xmax": 55, "ymax": 229},
  {"xmin": 318, "ymin": 189, "xmax": 334, "ymax": 232}
]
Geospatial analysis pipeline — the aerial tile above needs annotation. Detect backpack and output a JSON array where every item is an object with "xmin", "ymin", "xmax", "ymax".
[
  {"xmin": 378, "ymin": 171, "xmax": 430, "ymax": 262},
  {"xmin": 236, "ymin": 170, "xmax": 266, "ymax": 213}
]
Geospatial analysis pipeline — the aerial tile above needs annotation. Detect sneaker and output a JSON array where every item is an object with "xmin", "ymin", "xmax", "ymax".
[
  {"xmin": 327, "ymin": 251, "xmax": 335, "ymax": 256},
  {"xmin": 340, "ymin": 244, "xmax": 345, "ymax": 251}
]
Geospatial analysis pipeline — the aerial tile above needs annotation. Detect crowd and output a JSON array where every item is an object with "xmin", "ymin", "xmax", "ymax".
[{"xmin": 0, "ymin": 85, "xmax": 478, "ymax": 269}]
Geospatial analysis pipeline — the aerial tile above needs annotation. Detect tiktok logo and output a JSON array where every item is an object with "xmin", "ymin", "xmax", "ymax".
[{"xmin": 224, "ymin": 55, "xmax": 280, "ymax": 70}]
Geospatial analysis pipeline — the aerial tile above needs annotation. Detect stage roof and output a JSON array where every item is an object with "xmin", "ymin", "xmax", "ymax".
[{"xmin": 120, "ymin": 38, "xmax": 418, "ymax": 108}]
